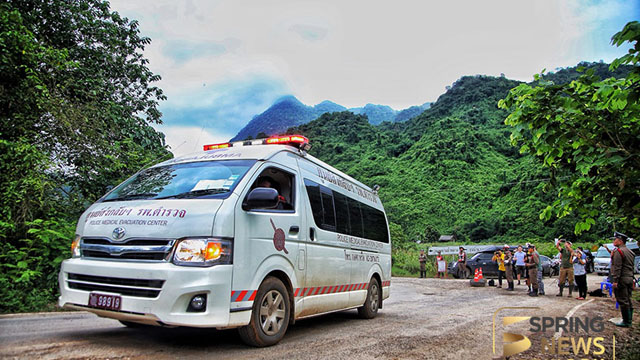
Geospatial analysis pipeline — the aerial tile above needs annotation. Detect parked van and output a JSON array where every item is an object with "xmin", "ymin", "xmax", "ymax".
[
  {"xmin": 594, "ymin": 241, "xmax": 639, "ymax": 275},
  {"xmin": 58, "ymin": 135, "xmax": 391, "ymax": 346}
]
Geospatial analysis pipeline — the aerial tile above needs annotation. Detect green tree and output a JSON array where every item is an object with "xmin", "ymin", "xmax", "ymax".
[
  {"xmin": 499, "ymin": 21, "xmax": 640, "ymax": 234},
  {"xmin": 423, "ymin": 224, "xmax": 440, "ymax": 243},
  {"xmin": 0, "ymin": 1, "xmax": 171, "ymax": 312}
]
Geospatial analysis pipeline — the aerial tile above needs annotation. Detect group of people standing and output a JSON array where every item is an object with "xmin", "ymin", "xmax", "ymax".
[
  {"xmin": 419, "ymin": 231, "xmax": 635, "ymax": 328},
  {"xmin": 554, "ymin": 239, "xmax": 588, "ymax": 299},
  {"xmin": 489, "ymin": 244, "xmax": 543, "ymax": 296},
  {"xmin": 417, "ymin": 249, "xmax": 447, "ymax": 278}
]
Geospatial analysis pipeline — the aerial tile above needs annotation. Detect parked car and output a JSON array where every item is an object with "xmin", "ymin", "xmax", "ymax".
[
  {"xmin": 448, "ymin": 247, "xmax": 502, "ymax": 279},
  {"xmin": 593, "ymin": 241, "xmax": 639, "ymax": 275},
  {"xmin": 448, "ymin": 246, "xmax": 551, "ymax": 279},
  {"xmin": 539, "ymin": 255, "xmax": 553, "ymax": 277},
  {"xmin": 549, "ymin": 254, "xmax": 560, "ymax": 276}
]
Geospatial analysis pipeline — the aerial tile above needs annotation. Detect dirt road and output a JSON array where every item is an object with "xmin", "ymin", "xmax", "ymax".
[{"xmin": 0, "ymin": 276, "xmax": 633, "ymax": 359}]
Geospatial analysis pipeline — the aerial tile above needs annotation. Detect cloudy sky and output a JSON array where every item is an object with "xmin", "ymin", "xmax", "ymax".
[{"xmin": 109, "ymin": 0, "xmax": 639, "ymax": 156}]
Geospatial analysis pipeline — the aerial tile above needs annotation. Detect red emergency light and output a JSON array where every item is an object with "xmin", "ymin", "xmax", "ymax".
[
  {"xmin": 264, "ymin": 135, "xmax": 310, "ymax": 148},
  {"xmin": 203, "ymin": 142, "xmax": 232, "ymax": 151}
]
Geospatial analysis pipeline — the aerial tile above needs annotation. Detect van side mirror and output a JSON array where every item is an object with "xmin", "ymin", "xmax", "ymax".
[{"xmin": 243, "ymin": 188, "xmax": 279, "ymax": 210}]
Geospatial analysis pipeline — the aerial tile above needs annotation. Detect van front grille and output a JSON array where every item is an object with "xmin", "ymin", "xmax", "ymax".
[
  {"xmin": 80, "ymin": 237, "xmax": 174, "ymax": 262},
  {"xmin": 67, "ymin": 273, "xmax": 164, "ymax": 298}
]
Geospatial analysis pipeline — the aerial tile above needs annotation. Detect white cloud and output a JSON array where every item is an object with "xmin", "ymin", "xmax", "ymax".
[
  {"xmin": 157, "ymin": 125, "xmax": 235, "ymax": 157},
  {"xmin": 110, "ymin": 0, "xmax": 639, "ymax": 130}
]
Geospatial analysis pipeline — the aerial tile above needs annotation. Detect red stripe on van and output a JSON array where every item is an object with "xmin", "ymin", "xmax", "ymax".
[
  {"xmin": 237, "ymin": 290, "xmax": 248, "ymax": 301},
  {"xmin": 294, "ymin": 288, "xmax": 300, "ymax": 297},
  {"xmin": 320, "ymin": 286, "xmax": 328, "ymax": 294},
  {"xmin": 248, "ymin": 290, "xmax": 257, "ymax": 301}
]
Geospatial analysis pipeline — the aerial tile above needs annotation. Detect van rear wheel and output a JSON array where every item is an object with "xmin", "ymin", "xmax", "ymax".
[
  {"xmin": 238, "ymin": 277, "xmax": 290, "ymax": 347},
  {"xmin": 357, "ymin": 278, "xmax": 380, "ymax": 319}
]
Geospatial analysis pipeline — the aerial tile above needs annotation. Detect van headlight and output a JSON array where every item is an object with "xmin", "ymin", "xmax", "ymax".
[
  {"xmin": 71, "ymin": 235, "xmax": 81, "ymax": 258},
  {"xmin": 172, "ymin": 238, "xmax": 232, "ymax": 266}
]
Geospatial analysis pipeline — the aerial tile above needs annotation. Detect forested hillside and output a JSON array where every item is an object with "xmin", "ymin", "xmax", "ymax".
[
  {"xmin": 286, "ymin": 65, "xmax": 631, "ymax": 245},
  {"xmin": 231, "ymin": 96, "xmax": 430, "ymax": 141}
]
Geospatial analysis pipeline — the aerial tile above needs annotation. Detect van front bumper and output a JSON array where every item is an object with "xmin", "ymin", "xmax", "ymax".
[{"xmin": 58, "ymin": 259, "xmax": 247, "ymax": 328}]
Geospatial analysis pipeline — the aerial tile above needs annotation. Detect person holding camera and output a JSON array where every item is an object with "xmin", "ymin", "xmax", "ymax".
[
  {"xmin": 492, "ymin": 250, "xmax": 506, "ymax": 288},
  {"xmin": 573, "ymin": 246, "xmax": 588, "ymax": 300},
  {"xmin": 555, "ymin": 239, "xmax": 575, "ymax": 297}
]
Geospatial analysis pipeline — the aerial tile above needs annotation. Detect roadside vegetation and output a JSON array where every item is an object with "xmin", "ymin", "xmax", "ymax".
[{"xmin": 0, "ymin": 0, "xmax": 170, "ymax": 313}]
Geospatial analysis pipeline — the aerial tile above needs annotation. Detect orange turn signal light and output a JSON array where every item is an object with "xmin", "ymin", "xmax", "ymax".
[{"xmin": 204, "ymin": 242, "xmax": 222, "ymax": 261}]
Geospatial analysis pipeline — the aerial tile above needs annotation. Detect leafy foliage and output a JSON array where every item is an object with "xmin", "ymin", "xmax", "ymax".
[
  {"xmin": 499, "ymin": 21, "xmax": 640, "ymax": 234},
  {"xmin": 288, "ymin": 73, "xmax": 608, "ymax": 247},
  {"xmin": 0, "ymin": 1, "xmax": 171, "ymax": 312}
]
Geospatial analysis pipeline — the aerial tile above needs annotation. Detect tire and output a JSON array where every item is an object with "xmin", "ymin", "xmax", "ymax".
[
  {"xmin": 358, "ymin": 278, "xmax": 380, "ymax": 319},
  {"xmin": 238, "ymin": 277, "xmax": 290, "ymax": 347}
]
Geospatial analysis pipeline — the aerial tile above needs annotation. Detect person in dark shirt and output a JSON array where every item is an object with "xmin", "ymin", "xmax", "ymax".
[
  {"xmin": 610, "ymin": 232, "xmax": 635, "ymax": 327},
  {"xmin": 555, "ymin": 239, "xmax": 574, "ymax": 297}
]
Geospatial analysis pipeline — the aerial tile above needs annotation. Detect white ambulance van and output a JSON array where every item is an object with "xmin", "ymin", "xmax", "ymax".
[{"xmin": 58, "ymin": 135, "xmax": 391, "ymax": 346}]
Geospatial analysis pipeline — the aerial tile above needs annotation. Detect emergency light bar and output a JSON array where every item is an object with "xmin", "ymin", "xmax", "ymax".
[
  {"xmin": 203, "ymin": 143, "xmax": 232, "ymax": 151},
  {"xmin": 264, "ymin": 135, "xmax": 311, "ymax": 151},
  {"xmin": 203, "ymin": 134, "xmax": 311, "ymax": 152}
]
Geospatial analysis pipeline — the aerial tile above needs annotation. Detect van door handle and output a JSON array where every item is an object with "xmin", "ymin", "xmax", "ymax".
[
  {"xmin": 289, "ymin": 226, "xmax": 299, "ymax": 234},
  {"xmin": 309, "ymin": 227, "xmax": 316, "ymax": 241}
]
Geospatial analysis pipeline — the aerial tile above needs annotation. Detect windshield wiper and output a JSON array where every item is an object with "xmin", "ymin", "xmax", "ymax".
[
  {"xmin": 103, "ymin": 193, "xmax": 158, "ymax": 202},
  {"xmin": 156, "ymin": 188, "xmax": 230, "ymax": 199}
]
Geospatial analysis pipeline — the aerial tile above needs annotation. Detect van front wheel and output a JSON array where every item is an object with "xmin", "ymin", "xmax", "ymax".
[
  {"xmin": 357, "ymin": 278, "xmax": 380, "ymax": 319},
  {"xmin": 238, "ymin": 277, "xmax": 290, "ymax": 347}
]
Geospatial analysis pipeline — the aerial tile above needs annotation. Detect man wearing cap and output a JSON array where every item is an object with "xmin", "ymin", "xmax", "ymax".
[
  {"xmin": 555, "ymin": 239, "xmax": 575, "ymax": 297},
  {"xmin": 457, "ymin": 247, "xmax": 469, "ymax": 279},
  {"xmin": 418, "ymin": 250, "xmax": 427, "ymax": 278},
  {"xmin": 503, "ymin": 249, "xmax": 515, "ymax": 291},
  {"xmin": 525, "ymin": 245, "xmax": 540, "ymax": 296},
  {"xmin": 611, "ymin": 232, "xmax": 635, "ymax": 327}
]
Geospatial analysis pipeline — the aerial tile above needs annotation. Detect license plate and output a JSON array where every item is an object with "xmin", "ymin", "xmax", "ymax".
[{"xmin": 88, "ymin": 293, "xmax": 122, "ymax": 311}]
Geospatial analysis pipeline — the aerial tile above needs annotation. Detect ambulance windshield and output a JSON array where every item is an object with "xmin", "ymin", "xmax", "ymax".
[{"xmin": 102, "ymin": 160, "xmax": 256, "ymax": 202}]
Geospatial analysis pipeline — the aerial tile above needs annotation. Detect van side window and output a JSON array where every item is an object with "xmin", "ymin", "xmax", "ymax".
[
  {"xmin": 347, "ymin": 197, "xmax": 363, "ymax": 238},
  {"xmin": 304, "ymin": 179, "xmax": 335, "ymax": 231},
  {"xmin": 249, "ymin": 167, "xmax": 295, "ymax": 211},
  {"xmin": 362, "ymin": 203, "xmax": 387, "ymax": 242},
  {"xmin": 303, "ymin": 178, "xmax": 389, "ymax": 243},
  {"xmin": 320, "ymin": 188, "xmax": 336, "ymax": 230},
  {"xmin": 305, "ymin": 180, "xmax": 323, "ymax": 226},
  {"xmin": 333, "ymin": 192, "xmax": 350, "ymax": 235}
]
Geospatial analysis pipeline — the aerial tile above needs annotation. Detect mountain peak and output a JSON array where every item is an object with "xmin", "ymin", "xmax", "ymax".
[
  {"xmin": 273, "ymin": 95, "xmax": 303, "ymax": 105},
  {"xmin": 314, "ymin": 100, "xmax": 346, "ymax": 113}
]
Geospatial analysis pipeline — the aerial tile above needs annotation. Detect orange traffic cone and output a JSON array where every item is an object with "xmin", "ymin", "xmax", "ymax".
[
  {"xmin": 473, "ymin": 268, "xmax": 480, "ymax": 282},
  {"xmin": 478, "ymin": 268, "xmax": 484, "ymax": 280}
]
